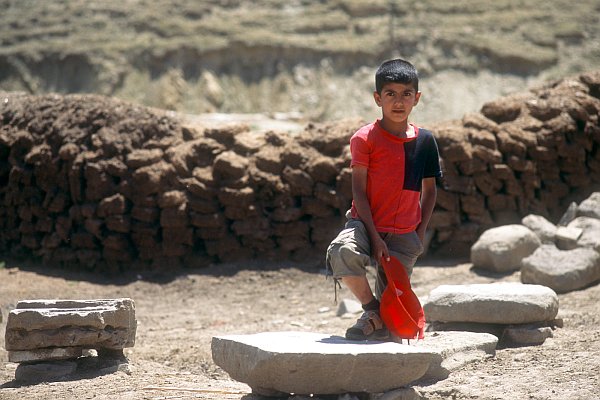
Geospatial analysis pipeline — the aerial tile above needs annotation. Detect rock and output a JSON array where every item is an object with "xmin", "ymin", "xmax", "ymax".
[
  {"xmin": 470, "ymin": 225, "xmax": 541, "ymax": 272},
  {"xmin": 15, "ymin": 361, "xmax": 77, "ymax": 382},
  {"xmin": 577, "ymin": 192, "xmax": 600, "ymax": 219},
  {"xmin": 503, "ymin": 325, "xmax": 553, "ymax": 346},
  {"xmin": 336, "ymin": 298, "xmax": 363, "ymax": 317},
  {"xmin": 375, "ymin": 387, "xmax": 423, "ymax": 400},
  {"xmin": 415, "ymin": 331, "xmax": 498, "ymax": 382},
  {"xmin": 521, "ymin": 214, "xmax": 557, "ymax": 244},
  {"xmin": 555, "ymin": 226, "xmax": 583, "ymax": 250},
  {"xmin": 521, "ymin": 245, "xmax": 600, "ymax": 293},
  {"xmin": 568, "ymin": 217, "xmax": 600, "ymax": 251},
  {"xmin": 424, "ymin": 283, "xmax": 558, "ymax": 324},
  {"xmin": 5, "ymin": 298, "xmax": 136, "ymax": 351},
  {"xmin": 558, "ymin": 202, "xmax": 578, "ymax": 226},
  {"xmin": 8, "ymin": 347, "xmax": 83, "ymax": 363},
  {"xmin": 211, "ymin": 331, "xmax": 440, "ymax": 396}
]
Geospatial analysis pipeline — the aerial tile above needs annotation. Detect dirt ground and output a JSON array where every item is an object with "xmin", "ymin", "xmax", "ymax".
[{"xmin": 0, "ymin": 256, "xmax": 599, "ymax": 400}]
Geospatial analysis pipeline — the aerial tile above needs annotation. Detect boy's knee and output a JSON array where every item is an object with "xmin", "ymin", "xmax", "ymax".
[{"xmin": 327, "ymin": 243, "xmax": 370, "ymax": 277}]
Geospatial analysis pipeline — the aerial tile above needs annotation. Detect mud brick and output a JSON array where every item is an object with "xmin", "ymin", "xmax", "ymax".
[
  {"xmin": 563, "ymin": 172, "xmax": 592, "ymax": 187},
  {"xmin": 537, "ymin": 161, "xmax": 561, "ymax": 180},
  {"xmin": 231, "ymin": 217, "xmax": 270, "ymax": 238},
  {"xmin": 160, "ymin": 204, "xmax": 188, "ymax": 228},
  {"xmin": 218, "ymin": 186, "xmax": 255, "ymax": 207},
  {"xmin": 194, "ymin": 226, "xmax": 227, "ymax": 240},
  {"xmin": 5, "ymin": 299, "xmax": 136, "ymax": 352},
  {"xmin": 162, "ymin": 227, "xmax": 194, "ymax": 246},
  {"xmin": 441, "ymin": 176, "xmax": 476, "ymax": 195},
  {"xmin": 436, "ymin": 190, "xmax": 460, "ymax": 212},
  {"xmin": 131, "ymin": 206, "xmax": 159, "ymax": 223},
  {"xmin": 271, "ymin": 207, "xmax": 303, "ymax": 223},
  {"xmin": 460, "ymin": 193, "xmax": 486, "ymax": 215},
  {"xmin": 223, "ymin": 205, "xmax": 260, "ymax": 220},
  {"xmin": 301, "ymin": 197, "xmax": 335, "ymax": 217},
  {"xmin": 529, "ymin": 146, "xmax": 558, "ymax": 161},
  {"xmin": 504, "ymin": 175, "xmax": 524, "ymax": 197},
  {"xmin": 507, "ymin": 156, "xmax": 534, "ymax": 172},
  {"xmin": 71, "ymin": 231, "xmax": 97, "ymax": 249},
  {"xmin": 273, "ymin": 220, "xmax": 310, "ymax": 238},
  {"xmin": 458, "ymin": 158, "xmax": 488, "ymax": 175},
  {"xmin": 106, "ymin": 215, "xmax": 131, "ymax": 233},
  {"xmin": 473, "ymin": 173, "xmax": 503, "ymax": 196},
  {"xmin": 488, "ymin": 194, "xmax": 517, "ymax": 211},
  {"xmin": 187, "ymin": 197, "xmax": 220, "ymax": 214},
  {"xmin": 190, "ymin": 212, "xmax": 226, "ymax": 229},
  {"xmin": 472, "ymin": 145, "xmax": 502, "ymax": 164},
  {"xmin": 429, "ymin": 210, "xmax": 461, "ymax": 229},
  {"xmin": 103, "ymin": 234, "xmax": 130, "ymax": 251},
  {"xmin": 490, "ymin": 164, "xmax": 514, "ymax": 180},
  {"xmin": 558, "ymin": 157, "xmax": 583, "ymax": 174},
  {"xmin": 467, "ymin": 210, "xmax": 494, "ymax": 226},
  {"xmin": 497, "ymin": 131, "xmax": 527, "ymax": 157}
]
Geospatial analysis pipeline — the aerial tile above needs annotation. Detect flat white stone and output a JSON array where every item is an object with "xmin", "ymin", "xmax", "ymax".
[
  {"xmin": 521, "ymin": 244, "xmax": 600, "ymax": 293},
  {"xmin": 577, "ymin": 192, "xmax": 600, "ymax": 219},
  {"xmin": 5, "ymin": 298, "xmax": 136, "ymax": 351},
  {"xmin": 415, "ymin": 331, "xmax": 498, "ymax": 381},
  {"xmin": 470, "ymin": 225, "xmax": 541, "ymax": 272},
  {"xmin": 424, "ymin": 283, "xmax": 558, "ymax": 324},
  {"xmin": 211, "ymin": 331, "xmax": 440, "ymax": 396},
  {"xmin": 8, "ymin": 347, "xmax": 83, "ymax": 363},
  {"xmin": 555, "ymin": 226, "xmax": 583, "ymax": 250}
]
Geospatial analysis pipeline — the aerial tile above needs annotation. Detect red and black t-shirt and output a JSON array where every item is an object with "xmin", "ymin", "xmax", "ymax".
[{"xmin": 350, "ymin": 120, "xmax": 442, "ymax": 234}]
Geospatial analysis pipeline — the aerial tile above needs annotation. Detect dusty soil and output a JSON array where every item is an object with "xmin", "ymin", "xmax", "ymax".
[{"xmin": 0, "ymin": 257, "xmax": 599, "ymax": 400}]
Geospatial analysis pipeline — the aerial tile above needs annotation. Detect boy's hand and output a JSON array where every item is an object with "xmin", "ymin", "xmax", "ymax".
[{"xmin": 371, "ymin": 234, "xmax": 390, "ymax": 263}]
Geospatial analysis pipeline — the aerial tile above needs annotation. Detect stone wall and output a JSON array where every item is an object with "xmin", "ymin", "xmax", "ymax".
[{"xmin": 0, "ymin": 71, "xmax": 599, "ymax": 271}]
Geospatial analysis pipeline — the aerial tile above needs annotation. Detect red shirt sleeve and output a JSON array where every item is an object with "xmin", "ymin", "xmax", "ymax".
[{"xmin": 350, "ymin": 131, "xmax": 370, "ymax": 168}]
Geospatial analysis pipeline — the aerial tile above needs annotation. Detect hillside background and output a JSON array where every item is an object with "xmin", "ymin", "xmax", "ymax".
[{"xmin": 1, "ymin": 0, "xmax": 599, "ymax": 125}]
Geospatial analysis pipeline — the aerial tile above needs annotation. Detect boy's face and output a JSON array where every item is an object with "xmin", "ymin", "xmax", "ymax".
[{"xmin": 373, "ymin": 82, "xmax": 421, "ymax": 125}]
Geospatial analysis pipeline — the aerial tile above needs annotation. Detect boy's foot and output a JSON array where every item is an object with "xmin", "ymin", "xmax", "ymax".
[{"xmin": 345, "ymin": 310, "xmax": 390, "ymax": 341}]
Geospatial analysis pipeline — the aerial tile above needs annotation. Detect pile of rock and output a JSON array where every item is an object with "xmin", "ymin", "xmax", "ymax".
[
  {"xmin": 4, "ymin": 298, "xmax": 136, "ymax": 381},
  {"xmin": 424, "ymin": 282, "xmax": 559, "ymax": 346},
  {"xmin": 471, "ymin": 191, "xmax": 600, "ymax": 293}
]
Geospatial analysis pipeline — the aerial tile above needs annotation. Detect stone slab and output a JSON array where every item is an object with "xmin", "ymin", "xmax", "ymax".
[
  {"xmin": 8, "ymin": 347, "xmax": 83, "ymax": 363},
  {"xmin": 15, "ymin": 361, "xmax": 78, "ymax": 382},
  {"xmin": 521, "ymin": 244, "xmax": 600, "ymax": 293},
  {"xmin": 504, "ymin": 326, "xmax": 553, "ymax": 346},
  {"xmin": 423, "ymin": 283, "xmax": 559, "ymax": 324},
  {"xmin": 5, "ymin": 298, "xmax": 136, "ymax": 351},
  {"xmin": 211, "ymin": 331, "xmax": 440, "ymax": 396},
  {"xmin": 470, "ymin": 225, "xmax": 540, "ymax": 272},
  {"xmin": 415, "ymin": 331, "xmax": 498, "ymax": 382},
  {"xmin": 555, "ymin": 226, "xmax": 583, "ymax": 250}
]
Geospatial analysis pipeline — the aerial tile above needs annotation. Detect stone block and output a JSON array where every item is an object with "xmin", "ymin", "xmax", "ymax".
[
  {"xmin": 8, "ymin": 347, "xmax": 83, "ymax": 363},
  {"xmin": 5, "ymin": 298, "xmax": 136, "ymax": 351},
  {"xmin": 521, "ymin": 244, "xmax": 600, "ymax": 293},
  {"xmin": 503, "ymin": 325, "xmax": 553, "ymax": 346},
  {"xmin": 470, "ymin": 225, "xmax": 541, "ymax": 272},
  {"xmin": 211, "ymin": 331, "xmax": 440, "ymax": 396},
  {"xmin": 577, "ymin": 192, "xmax": 600, "ymax": 219},
  {"xmin": 415, "ymin": 331, "xmax": 498, "ymax": 382},
  {"xmin": 521, "ymin": 214, "xmax": 557, "ymax": 244},
  {"xmin": 424, "ymin": 283, "xmax": 558, "ymax": 324},
  {"xmin": 15, "ymin": 361, "xmax": 78, "ymax": 382},
  {"xmin": 555, "ymin": 226, "xmax": 583, "ymax": 250}
]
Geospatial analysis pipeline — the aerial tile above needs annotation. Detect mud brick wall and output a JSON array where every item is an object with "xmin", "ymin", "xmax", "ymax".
[{"xmin": 0, "ymin": 71, "xmax": 599, "ymax": 271}]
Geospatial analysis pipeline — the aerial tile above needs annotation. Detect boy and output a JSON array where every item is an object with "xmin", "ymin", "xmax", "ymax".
[{"xmin": 326, "ymin": 59, "xmax": 442, "ymax": 341}]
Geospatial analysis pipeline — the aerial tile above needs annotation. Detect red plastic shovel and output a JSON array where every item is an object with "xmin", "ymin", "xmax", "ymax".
[{"xmin": 379, "ymin": 256, "xmax": 425, "ymax": 340}]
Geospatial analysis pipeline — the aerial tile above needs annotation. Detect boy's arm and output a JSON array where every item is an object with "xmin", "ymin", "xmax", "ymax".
[
  {"xmin": 351, "ymin": 165, "xmax": 390, "ymax": 262},
  {"xmin": 416, "ymin": 177, "xmax": 437, "ymax": 242}
]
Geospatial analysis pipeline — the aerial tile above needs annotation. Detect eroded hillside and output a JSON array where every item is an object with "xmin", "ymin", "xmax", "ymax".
[{"xmin": 1, "ymin": 0, "xmax": 599, "ymax": 123}]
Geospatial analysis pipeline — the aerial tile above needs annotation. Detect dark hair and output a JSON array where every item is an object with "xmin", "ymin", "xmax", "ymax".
[{"xmin": 375, "ymin": 59, "xmax": 419, "ymax": 94}]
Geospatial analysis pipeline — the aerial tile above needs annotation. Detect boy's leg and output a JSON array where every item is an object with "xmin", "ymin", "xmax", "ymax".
[
  {"xmin": 326, "ymin": 219, "xmax": 388, "ymax": 340},
  {"xmin": 374, "ymin": 231, "xmax": 424, "ymax": 299}
]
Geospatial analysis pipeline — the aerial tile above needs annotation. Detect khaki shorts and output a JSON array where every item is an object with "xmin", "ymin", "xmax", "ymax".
[{"xmin": 325, "ymin": 218, "xmax": 424, "ymax": 299}]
